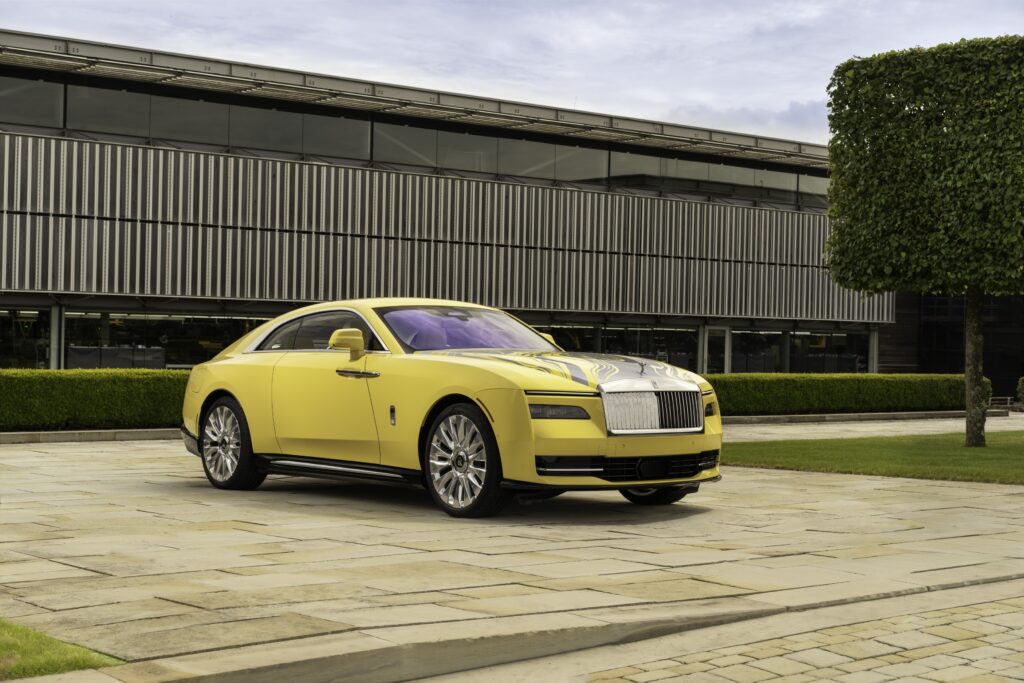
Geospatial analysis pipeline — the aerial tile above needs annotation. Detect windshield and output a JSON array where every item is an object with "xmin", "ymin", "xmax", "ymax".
[{"xmin": 376, "ymin": 306, "xmax": 557, "ymax": 352}]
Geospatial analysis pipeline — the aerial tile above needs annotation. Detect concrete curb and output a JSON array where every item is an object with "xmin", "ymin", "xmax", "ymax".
[
  {"xmin": 0, "ymin": 428, "xmax": 179, "ymax": 445},
  {"xmin": 722, "ymin": 408, "xmax": 1010, "ymax": 425},
  {"xmin": 69, "ymin": 571, "xmax": 1024, "ymax": 683},
  {"xmin": 1, "ymin": 409, "xmax": 1012, "ymax": 444}
]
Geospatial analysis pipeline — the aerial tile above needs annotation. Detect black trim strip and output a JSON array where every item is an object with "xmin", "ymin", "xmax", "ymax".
[
  {"xmin": 502, "ymin": 475, "xmax": 720, "ymax": 492},
  {"xmin": 180, "ymin": 424, "xmax": 200, "ymax": 457},
  {"xmin": 525, "ymin": 390, "xmax": 601, "ymax": 397},
  {"xmin": 255, "ymin": 454, "xmax": 422, "ymax": 485}
]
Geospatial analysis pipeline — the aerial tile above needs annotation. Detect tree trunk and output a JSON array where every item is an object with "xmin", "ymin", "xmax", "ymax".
[{"xmin": 964, "ymin": 286, "xmax": 986, "ymax": 447}]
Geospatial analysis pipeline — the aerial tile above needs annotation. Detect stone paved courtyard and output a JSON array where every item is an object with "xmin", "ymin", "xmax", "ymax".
[
  {"xmin": 1, "ymin": 436, "xmax": 1024, "ymax": 681},
  {"xmin": 587, "ymin": 597, "xmax": 1024, "ymax": 682}
]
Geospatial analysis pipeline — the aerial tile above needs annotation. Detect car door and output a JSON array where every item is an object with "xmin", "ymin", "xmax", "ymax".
[{"xmin": 271, "ymin": 310, "xmax": 382, "ymax": 463}]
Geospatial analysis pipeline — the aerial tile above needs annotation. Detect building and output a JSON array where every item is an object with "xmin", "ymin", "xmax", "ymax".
[{"xmin": 0, "ymin": 30, "xmax": 1019, "ymax": 393}]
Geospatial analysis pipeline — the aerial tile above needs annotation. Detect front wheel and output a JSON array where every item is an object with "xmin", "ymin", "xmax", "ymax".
[
  {"xmin": 200, "ymin": 397, "xmax": 266, "ymax": 490},
  {"xmin": 620, "ymin": 486, "xmax": 692, "ymax": 506},
  {"xmin": 424, "ymin": 403, "xmax": 509, "ymax": 518}
]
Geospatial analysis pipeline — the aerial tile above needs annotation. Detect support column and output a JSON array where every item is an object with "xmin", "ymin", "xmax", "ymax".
[
  {"xmin": 781, "ymin": 331, "xmax": 792, "ymax": 373},
  {"xmin": 48, "ymin": 304, "xmax": 65, "ymax": 369},
  {"xmin": 869, "ymin": 328, "xmax": 879, "ymax": 373}
]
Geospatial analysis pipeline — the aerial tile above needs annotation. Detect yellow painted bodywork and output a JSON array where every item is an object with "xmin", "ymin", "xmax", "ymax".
[{"xmin": 182, "ymin": 297, "xmax": 723, "ymax": 489}]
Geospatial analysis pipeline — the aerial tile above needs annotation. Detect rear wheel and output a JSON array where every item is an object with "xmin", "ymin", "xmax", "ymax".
[
  {"xmin": 200, "ymin": 396, "xmax": 266, "ymax": 490},
  {"xmin": 620, "ymin": 486, "xmax": 692, "ymax": 506},
  {"xmin": 424, "ymin": 403, "xmax": 509, "ymax": 518}
]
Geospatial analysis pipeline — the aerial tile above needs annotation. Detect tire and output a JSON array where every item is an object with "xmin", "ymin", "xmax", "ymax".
[
  {"xmin": 620, "ymin": 486, "xmax": 691, "ymax": 506},
  {"xmin": 200, "ymin": 396, "xmax": 266, "ymax": 491},
  {"xmin": 423, "ymin": 403, "xmax": 509, "ymax": 518}
]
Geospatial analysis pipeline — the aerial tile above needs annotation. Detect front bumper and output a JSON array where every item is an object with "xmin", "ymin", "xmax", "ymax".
[
  {"xmin": 181, "ymin": 424, "xmax": 200, "ymax": 457},
  {"xmin": 502, "ymin": 474, "xmax": 720, "ymax": 492}
]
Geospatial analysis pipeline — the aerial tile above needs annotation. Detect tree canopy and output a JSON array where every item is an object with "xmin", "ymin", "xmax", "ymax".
[{"xmin": 826, "ymin": 36, "xmax": 1024, "ymax": 296}]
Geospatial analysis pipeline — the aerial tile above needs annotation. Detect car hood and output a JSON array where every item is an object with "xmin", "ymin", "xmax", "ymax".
[{"xmin": 421, "ymin": 350, "xmax": 708, "ymax": 392}]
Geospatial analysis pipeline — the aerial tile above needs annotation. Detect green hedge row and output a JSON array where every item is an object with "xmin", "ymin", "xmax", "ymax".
[
  {"xmin": 0, "ymin": 369, "xmax": 189, "ymax": 432},
  {"xmin": 1019, "ymin": 376, "xmax": 1024, "ymax": 403},
  {"xmin": 704, "ymin": 373, "xmax": 983, "ymax": 416},
  {"xmin": 0, "ymin": 369, "xmax": 986, "ymax": 431}
]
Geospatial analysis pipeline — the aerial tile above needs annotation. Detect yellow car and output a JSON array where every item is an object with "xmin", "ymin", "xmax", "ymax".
[{"xmin": 181, "ymin": 298, "xmax": 722, "ymax": 517}]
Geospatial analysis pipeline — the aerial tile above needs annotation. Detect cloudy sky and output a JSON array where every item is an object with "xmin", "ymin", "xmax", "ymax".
[{"xmin": 2, "ymin": 1, "xmax": 1022, "ymax": 143}]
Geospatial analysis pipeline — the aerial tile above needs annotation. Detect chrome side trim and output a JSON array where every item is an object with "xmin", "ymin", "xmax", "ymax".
[
  {"xmin": 336, "ymin": 369, "xmax": 381, "ymax": 378},
  {"xmin": 269, "ymin": 459, "xmax": 405, "ymax": 480},
  {"xmin": 537, "ymin": 467, "xmax": 605, "ymax": 474},
  {"xmin": 524, "ymin": 390, "xmax": 601, "ymax": 397},
  {"xmin": 243, "ymin": 307, "xmax": 390, "ymax": 354}
]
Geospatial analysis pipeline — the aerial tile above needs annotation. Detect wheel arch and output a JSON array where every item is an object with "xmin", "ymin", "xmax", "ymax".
[
  {"xmin": 417, "ymin": 393, "xmax": 495, "ymax": 470},
  {"xmin": 198, "ymin": 389, "xmax": 240, "ymax": 434}
]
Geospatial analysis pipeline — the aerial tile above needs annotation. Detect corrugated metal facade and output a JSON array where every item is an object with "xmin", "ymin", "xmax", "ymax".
[{"xmin": 0, "ymin": 133, "xmax": 893, "ymax": 323}]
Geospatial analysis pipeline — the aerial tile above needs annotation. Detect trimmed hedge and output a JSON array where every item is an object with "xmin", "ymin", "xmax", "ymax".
[
  {"xmin": 0, "ymin": 369, "xmax": 189, "ymax": 432},
  {"xmin": 1019, "ymin": 376, "xmax": 1024, "ymax": 404},
  {"xmin": 0, "ymin": 369, "xmax": 987, "ymax": 431},
  {"xmin": 705, "ymin": 373, "xmax": 984, "ymax": 416}
]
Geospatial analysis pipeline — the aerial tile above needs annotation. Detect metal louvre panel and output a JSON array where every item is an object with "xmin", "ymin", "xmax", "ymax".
[
  {"xmin": 602, "ymin": 392, "xmax": 659, "ymax": 432},
  {"xmin": 0, "ymin": 132, "xmax": 893, "ymax": 323},
  {"xmin": 655, "ymin": 390, "xmax": 704, "ymax": 430}
]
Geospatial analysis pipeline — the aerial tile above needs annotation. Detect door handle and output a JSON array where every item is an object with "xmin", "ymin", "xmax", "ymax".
[{"xmin": 336, "ymin": 369, "xmax": 381, "ymax": 378}]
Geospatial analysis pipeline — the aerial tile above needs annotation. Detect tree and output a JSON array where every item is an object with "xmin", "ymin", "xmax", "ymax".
[{"xmin": 826, "ymin": 36, "xmax": 1024, "ymax": 447}]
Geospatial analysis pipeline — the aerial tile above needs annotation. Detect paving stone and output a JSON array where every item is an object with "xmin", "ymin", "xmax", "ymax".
[
  {"xmin": 833, "ymin": 672, "xmax": 890, "ymax": 683},
  {"xmin": 786, "ymin": 647, "xmax": 855, "ymax": 668},
  {"xmin": 919, "ymin": 665, "xmax": 994, "ymax": 681},
  {"xmin": 876, "ymin": 630, "xmax": 951, "ymax": 649},
  {"xmin": 710, "ymin": 663, "xmax": 776, "ymax": 683},
  {"xmin": 746, "ymin": 655, "xmax": 815, "ymax": 675}
]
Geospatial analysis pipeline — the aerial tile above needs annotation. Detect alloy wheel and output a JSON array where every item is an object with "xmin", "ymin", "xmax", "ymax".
[
  {"xmin": 428, "ymin": 414, "xmax": 487, "ymax": 509},
  {"xmin": 202, "ymin": 405, "xmax": 241, "ymax": 483}
]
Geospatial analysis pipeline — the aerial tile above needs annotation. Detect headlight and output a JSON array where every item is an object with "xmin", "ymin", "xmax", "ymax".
[
  {"xmin": 530, "ymin": 404, "xmax": 590, "ymax": 419},
  {"xmin": 705, "ymin": 402, "xmax": 716, "ymax": 417}
]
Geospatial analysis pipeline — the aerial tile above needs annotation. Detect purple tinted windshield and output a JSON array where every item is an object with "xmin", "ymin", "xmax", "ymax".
[{"xmin": 377, "ymin": 306, "xmax": 556, "ymax": 352}]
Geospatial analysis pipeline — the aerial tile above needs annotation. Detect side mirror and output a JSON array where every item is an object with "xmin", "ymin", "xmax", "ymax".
[
  {"xmin": 328, "ymin": 328, "xmax": 365, "ymax": 360},
  {"xmin": 539, "ymin": 332, "xmax": 559, "ymax": 347}
]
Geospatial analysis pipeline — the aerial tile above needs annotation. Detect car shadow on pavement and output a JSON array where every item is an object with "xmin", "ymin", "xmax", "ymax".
[{"xmin": 172, "ymin": 474, "xmax": 712, "ymax": 526}]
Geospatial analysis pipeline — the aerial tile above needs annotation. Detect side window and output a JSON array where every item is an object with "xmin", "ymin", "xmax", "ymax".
[
  {"xmin": 292, "ymin": 312, "xmax": 381, "ymax": 351},
  {"xmin": 257, "ymin": 319, "xmax": 302, "ymax": 351}
]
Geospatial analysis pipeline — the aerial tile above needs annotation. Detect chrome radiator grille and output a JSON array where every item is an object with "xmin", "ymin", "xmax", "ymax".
[{"xmin": 602, "ymin": 390, "xmax": 704, "ymax": 434}]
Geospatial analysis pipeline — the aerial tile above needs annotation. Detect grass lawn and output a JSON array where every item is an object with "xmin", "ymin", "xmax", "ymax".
[
  {"xmin": 0, "ymin": 619, "xmax": 120, "ymax": 681},
  {"xmin": 723, "ymin": 430, "xmax": 1024, "ymax": 484}
]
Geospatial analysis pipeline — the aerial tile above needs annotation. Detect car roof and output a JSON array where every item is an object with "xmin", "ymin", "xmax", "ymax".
[{"xmin": 285, "ymin": 297, "xmax": 494, "ymax": 317}]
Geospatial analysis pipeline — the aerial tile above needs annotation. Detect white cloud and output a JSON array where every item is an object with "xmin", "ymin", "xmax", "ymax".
[{"xmin": 1, "ymin": 0, "xmax": 1021, "ymax": 143}]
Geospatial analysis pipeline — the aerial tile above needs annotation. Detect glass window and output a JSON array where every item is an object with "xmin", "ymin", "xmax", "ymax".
[
  {"xmin": 151, "ymin": 96, "xmax": 228, "ymax": 145},
  {"xmin": 799, "ymin": 175, "xmax": 829, "ymax": 195},
  {"xmin": 600, "ymin": 328, "xmax": 635, "ymax": 356},
  {"xmin": 437, "ymin": 130, "xmax": 498, "ymax": 173},
  {"xmin": 303, "ymin": 114, "xmax": 370, "ymax": 159},
  {"xmin": 258, "ymin": 318, "xmax": 302, "ymax": 352},
  {"xmin": 556, "ymin": 145, "xmax": 608, "ymax": 182},
  {"xmin": 229, "ymin": 105, "xmax": 302, "ymax": 152},
  {"xmin": 755, "ymin": 169, "xmax": 798, "ymax": 191},
  {"xmin": 0, "ymin": 309, "xmax": 51, "ymax": 368},
  {"xmin": 293, "ymin": 311, "xmax": 380, "ymax": 351},
  {"xmin": 708, "ymin": 163, "xmax": 755, "ymax": 185},
  {"xmin": 0, "ymin": 76, "xmax": 63, "ymax": 128},
  {"xmin": 65, "ymin": 312, "xmax": 268, "ymax": 367},
  {"xmin": 664, "ymin": 158, "xmax": 709, "ymax": 181},
  {"xmin": 533, "ymin": 325, "xmax": 598, "ymax": 353},
  {"xmin": 498, "ymin": 138, "xmax": 555, "ymax": 179},
  {"xmin": 610, "ymin": 151, "xmax": 661, "ymax": 178},
  {"xmin": 731, "ymin": 330, "xmax": 784, "ymax": 372},
  {"xmin": 646, "ymin": 329, "xmax": 699, "ymax": 369},
  {"xmin": 373, "ymin": 122, "xmax": 437, "ymax": 167},
  {"xmin": 378, "ymin": 306, "xmax": 556, "ymax": 352},
  {"xmin": 790, "ymin": 332, "xmax": 869, "ymax": 373},
  {"xmin": 67, "ymin": 85, "xmax": 150, "ymax": 137}
]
